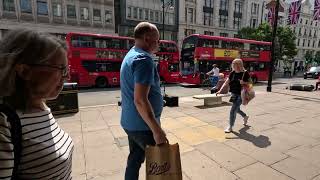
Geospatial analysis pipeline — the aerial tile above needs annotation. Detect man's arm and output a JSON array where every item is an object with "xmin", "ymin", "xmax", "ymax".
[{"xmin": 134, "ymin": 83, "xmax": 167, "ymax": 144}]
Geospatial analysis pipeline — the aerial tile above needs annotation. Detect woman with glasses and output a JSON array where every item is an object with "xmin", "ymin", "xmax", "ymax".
[{"xmin": 0, "ymin": 29, "xmax": 73, "ymax": 179}]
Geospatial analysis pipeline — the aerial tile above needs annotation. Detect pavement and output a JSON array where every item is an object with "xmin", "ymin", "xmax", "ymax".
[{"xmin": 56, "ymin": 85, "xmax": 320, "ymax": 180}]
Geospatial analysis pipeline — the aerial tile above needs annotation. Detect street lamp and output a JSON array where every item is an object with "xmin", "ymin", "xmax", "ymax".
[{"xmin": 162, "ymin": 0, "xmax": 174, "ymax": 40}]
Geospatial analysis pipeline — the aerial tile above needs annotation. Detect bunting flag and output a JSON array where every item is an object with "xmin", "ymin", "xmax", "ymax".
[
  {"xmin": 267, "ymin": 7, "xmax": 275, "ymax": 26},
  {"xmin": 288, "ymin": 0, "xmax": 302, "ymax": 25},
  {"xmin": 314, "ymin": 0, "xmax": 320, "ymax": 20}
]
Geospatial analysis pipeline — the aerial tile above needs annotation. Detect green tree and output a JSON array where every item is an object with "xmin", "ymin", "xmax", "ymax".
[
  {"xmin": 305, "ymin": 51, "xmax": 314, "ymax": 65},
  {"xmin": 314, "ymin": 51, "xmax": 320, "ymax": 65},
  {"xmin": 237, "ymin": 27, "xmax": 257, "ymax": 40}
]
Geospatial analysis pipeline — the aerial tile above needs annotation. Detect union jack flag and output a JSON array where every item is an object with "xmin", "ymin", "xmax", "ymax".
[
  {"xmin": 288, "ymin": 0, "xmax": 302, "ymax": 25},
  {"xmin": 313, "ymin": 0, "xmax": 320, "ymax": 20},
  {"xmin": 267, "ymin": 7, "xmax": 275, "ymax": 26}
]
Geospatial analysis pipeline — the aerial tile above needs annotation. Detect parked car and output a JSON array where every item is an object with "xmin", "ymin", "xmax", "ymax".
[{"xmin": 304, "ymin": 66, "xmax": 320, "ymax": 79}]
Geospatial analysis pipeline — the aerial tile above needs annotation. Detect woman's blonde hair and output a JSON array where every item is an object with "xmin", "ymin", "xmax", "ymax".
[
  {"xmin": 231, "ymin": 58, "xmax": 245, "ymax": 71},
  {"xmin": 0, "ymin": 29, "xmax": 66, "ymax": 109}
]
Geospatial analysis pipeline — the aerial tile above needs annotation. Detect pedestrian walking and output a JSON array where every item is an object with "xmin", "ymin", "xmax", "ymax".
[
  {"xmin": 206, "ymin": 64, "xmax": 220, "ymax": 87},
  {"xmin": 315, "ymin": 76, "xmax": 320, "ymax": 90},
  {"xmin": 217, "ymin": 59, "xmax": 250, "ymax": 133},
  {"xmin": 0, "ymin": 29, "xmax": 74, "ymax": 179},
  {"xmin": 120, "ymin": 22, "xmax": 167, "ymax": 180}
]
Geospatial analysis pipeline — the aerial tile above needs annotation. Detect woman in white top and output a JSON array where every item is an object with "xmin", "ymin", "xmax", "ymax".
[{"xmin": 0, "ymin": 29, "xmax": 74, "ymax": 179}]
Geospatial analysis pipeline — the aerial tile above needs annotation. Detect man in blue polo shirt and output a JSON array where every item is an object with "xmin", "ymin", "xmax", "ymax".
[{"xmin": 120, "ymin": 22, "xmax": 167, "ymax": 180}]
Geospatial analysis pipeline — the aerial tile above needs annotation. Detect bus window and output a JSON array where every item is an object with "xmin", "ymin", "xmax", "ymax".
[
  {"xmin": 182, "ymin": 36, "xmax": 198, "ymax": 49},
  {"xmin": 71, "ymin": 36, "xmax": 94, "ymax": 48},
  {"xmin": 82, "ymin": 60, "xmax": 122, "ymax": 72},
  {"xmin": 168, "ymin": 63, "xmax": 179, "ymax": 72}
]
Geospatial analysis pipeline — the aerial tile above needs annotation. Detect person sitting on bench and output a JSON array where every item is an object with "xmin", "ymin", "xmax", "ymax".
[{"xmin": 211, "ymin": 73, "xmax": 227, "ymax": 94}]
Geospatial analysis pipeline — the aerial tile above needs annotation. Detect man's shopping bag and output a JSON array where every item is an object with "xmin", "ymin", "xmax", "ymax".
[
  {"xmin": 241, "ymin": 84, "xmax": 255, "ymax": 105},
  {"xmin": 146, "ymin": 143, "xmax": 182, "ymax": 180}
]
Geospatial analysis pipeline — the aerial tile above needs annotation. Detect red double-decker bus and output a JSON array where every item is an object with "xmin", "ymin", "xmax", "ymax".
[
  {"xmin": 66, "ymin": 32, "xmax": 180, "ymax": 87},
  {"xmin": 156, "ymin": 40, "xmax": 180, "ymax": 83},
  {"xmin": 180, "ymin": 34, "xmax": 271, "ymax": 85},
  {"xmin": 66, "ymin": 32, "xmax": 134, "ymax": 87}
]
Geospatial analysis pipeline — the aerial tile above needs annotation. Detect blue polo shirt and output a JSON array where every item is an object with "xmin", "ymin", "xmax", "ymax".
[{"xmin": 120, "ymin": 47, "xmax": 163, "ymax": 131}]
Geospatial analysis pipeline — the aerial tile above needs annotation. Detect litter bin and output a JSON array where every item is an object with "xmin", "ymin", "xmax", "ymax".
[{"xmin": 47, "ymin": 82, "xmax": 79, "ymax": 115}]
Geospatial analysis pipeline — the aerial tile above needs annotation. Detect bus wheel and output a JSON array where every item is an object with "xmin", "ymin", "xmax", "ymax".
[
  {"xmin": 96, "ymin": 77, "xmax": 108, "ymax": 88},
  {"xmin": 252, "ymin": 77, "xmax": 258, "ymax": 84}
]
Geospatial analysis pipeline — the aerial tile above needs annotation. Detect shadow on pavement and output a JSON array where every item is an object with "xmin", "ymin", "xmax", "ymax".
[
  {"xmin": 228, "ymin": 126, "xmax": 271, "ymax": 148},
  {"xmin": 195, "ymin": 102, "xmax": 232, "ymax": 109}
]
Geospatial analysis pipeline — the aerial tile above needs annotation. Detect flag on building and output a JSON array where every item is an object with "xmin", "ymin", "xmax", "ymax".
[
  {"xmin": 267, "ymin": 7, "xmax": 275, "ymax": 26},
  {"xmin": 313, "ymin": 0, "xmax": 320, "ymax": 20},
  {"xmin": 288, "ymin": 0, "xmax": 302, "ymax": 25}
]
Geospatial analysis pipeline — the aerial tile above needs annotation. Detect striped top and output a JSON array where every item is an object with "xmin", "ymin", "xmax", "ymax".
[{"xmin": 0, "ymin": 108, "xmax": 74, "ymax": 179}]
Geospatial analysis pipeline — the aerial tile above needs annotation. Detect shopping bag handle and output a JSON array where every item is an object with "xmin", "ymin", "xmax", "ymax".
[{"xmin": 156, "ymin": 138, "xmax": 169, "ymax": 146}]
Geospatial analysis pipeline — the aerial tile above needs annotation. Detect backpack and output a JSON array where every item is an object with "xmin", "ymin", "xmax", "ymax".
[{"xmin": 0, "ymin": 103, "xmax": 22, "ymax": 180}]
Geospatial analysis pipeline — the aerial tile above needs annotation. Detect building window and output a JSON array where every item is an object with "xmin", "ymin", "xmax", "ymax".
[
  {"xmin": 251, "ymin": 3, "xmax": 258, "ymax": 15},
  {"xmin": 127, "ymin": 7, "xmax": 131, "ymax": 18},
  {"xmin": 313, "ymin": 40, "xmax": 315, "ymax": 47},
  {"xmin": 299, "ymin": 28, "xmax": 301, "ymax": 35},
  {"xmin": 303, "ymin": 39, "xmax": 305, "ymax": 46},
  {"xmin": 251, "ymin": 18, "xmax": 257, "ymax": 28},
  {"xmin": 204, "ymin": 12, "xmax": 213, "ymax": 26},
  {"xmin": 314, "ymin": 31, "xmax": 317, "ymax": 37},
  {"xmin": 297, "ymin": 39, "xmax": 300, "ymax": 46},
  {"xmin": 204, "ymin": 31, "xmax": 214, "ymax": 36},
  {"xmin": 185, "ymin": 29, "xmax": 195, "ymax": 36},
  {"xmin": 234, "ymin": 17, "xmax": 241, "ymax": 29},
  {"xmin": 67, "ymin": 5, "xmax": 76, "ymax": 18},
  {"xmin": 205, "ymin": 0, "xmax": 213, "ymax": 7},
  {"xmin": 187, "ymin": 8, "xmax": 194, "ymax": 23},
  {"xmin": 93, "ymin": 9, "xmax": 101, "ymax": 21},
  {"xmin": 105, "ymin": 10, "xmax": 112, "ymax": 23},
  {"xmin": 80, "ymin": 7, "xmax": 89, "ymax": 20},
  {"xmin": 20, "ymin": 0, "xmax": 32, "ymax": 13},
  {"xmin": 52, "ymin": 3, "xmax": 62, "ymax": 17},
  {"xmin": 3, "ymin": 0, "xmax": 15, "ymax": 12},
  {"xmin": 308, "ymin": 40, "xmax": 310, "ymax": 47},
  {"xmin": 150, "ymin": 11, "xmax": 154, "ymax": 21},
  {"xmin": 144, "ymin": 9, "xmax": 149, "ymax": 20},
  {"xmin": 37, "ymin": 1, "xmax": 48, "ymax": 15},
  {"xmin": 318, "ymin": 40, "xmax": 320, "ymax": 47},
  {"xmin": 155, "ymin": 11, "xmax": 159, "ymax": 22},
  {"xmin": 133, "ymin": 7, "xmax": 138, "ymax": 18},
  {"xmin": 139, "ymin": 9, "xmax": 143, "ymax": 19},
  {"xmin": 235, "ymin": 1, "xmax": 242, "ymax": 13},
  {"xmin": 220, "ymin": 0, "xmax": 228, "ymax": 10},
  {"xmin": 159, "ymin": 12, "xmax": 162, "ymax": 23},
  {"xmin": 220, "ymin": 33, "xmax": 228, "ymax": 37},
  {"xmin": 306, "ymin": 20, "xmax": 308, "ymax": 25},
  {"xmin": 219, "ymin": 15, "xmax": 228, "ymax": 27}
]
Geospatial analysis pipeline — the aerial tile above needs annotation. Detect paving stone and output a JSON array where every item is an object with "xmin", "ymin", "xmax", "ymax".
[
  {"xmin": 166, "ymin": 132, "xmax": 194, "ymax": 153},
  {"xmin": 109, "ymin": 125, "xmax": 127, "ymax": 138},
  {"xmin": 196, "ymin": 125, "xmax": 226, "ymax": 142},
  {"xmin": 176, "ymin": 116, "xmax": 208, "ymax": 128},
  {"xmin": 286, "ymin": 144, "xmax": 320, "ymax": 167},
  {"xmin": 182, "ymin": 150, "xmax": 237, "ymax": 180},
  {"xmin": 196, "ymin": 140, "xmax": 257, "ymax": 171},
  {"xmin": 234, "ymin": 162, "xmax": 293, "ymax": 180},
  {"xmin": 272, "ymin": 157, "xmax": 320, "ymax": 180},
  {"xmin": 172, "ymin": 127, "xmax": 212, "ymax": 146}
]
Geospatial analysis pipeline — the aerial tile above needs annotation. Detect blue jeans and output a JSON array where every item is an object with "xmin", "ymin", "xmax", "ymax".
[
  {"xmin": 210, "ymin": 76, "xmax": 219, "ymax": 87},
  {"xmin": 124, "ymin": 130, "xmax": 156, "ymax": 180},
  {"xmin": 229, "ymin": 94, "xmax": 247, "ymax": 127}
]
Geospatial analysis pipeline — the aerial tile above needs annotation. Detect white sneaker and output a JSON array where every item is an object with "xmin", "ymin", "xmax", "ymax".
[
  {"xmin": 224, "ymin": 126, "xmax": 232, "ymax": 133},
  {"xmin": 243, "ymin": 116, "xmax": 249, "ymax": 125}
]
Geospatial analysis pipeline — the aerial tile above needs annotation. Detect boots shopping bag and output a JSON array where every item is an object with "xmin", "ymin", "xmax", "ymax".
[{"xmin": 145, "ymin": 143, "xmax": 182, "ymax": 180}]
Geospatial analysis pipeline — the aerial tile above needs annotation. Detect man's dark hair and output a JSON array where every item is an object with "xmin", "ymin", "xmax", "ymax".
[{"xmin": 134, "ymin": 22, "xmax": 158, "ymax": 39}]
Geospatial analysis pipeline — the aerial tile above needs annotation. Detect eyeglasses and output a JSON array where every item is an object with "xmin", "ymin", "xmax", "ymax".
[{"xmin": 27, "ymin": 64, "xmax": 69, "ymax": 77}]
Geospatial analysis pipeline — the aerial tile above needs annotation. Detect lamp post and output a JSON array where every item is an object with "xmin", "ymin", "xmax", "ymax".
[
  {"xmin": 267, "ymin": 0, "xmax": 280, "ymax": 92},
  {"xmin": 162, "ymin": 0, "xmax": 174, "ymax": 40}
]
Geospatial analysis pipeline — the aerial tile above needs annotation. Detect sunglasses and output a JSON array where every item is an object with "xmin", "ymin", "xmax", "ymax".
[{"xmin": 27, "ymin": 64, "xmax": 69, "ymax": 77}]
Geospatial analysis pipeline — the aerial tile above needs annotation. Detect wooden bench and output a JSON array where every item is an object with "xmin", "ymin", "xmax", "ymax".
[{"xmin": 193, "ymin": 93, "xmax": 231, "ymax": 106}]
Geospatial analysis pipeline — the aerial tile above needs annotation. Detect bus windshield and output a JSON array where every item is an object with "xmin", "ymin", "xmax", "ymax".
[{"xmin": 182, "ymin": 36, "xmax": 198, "ymax": 50}]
